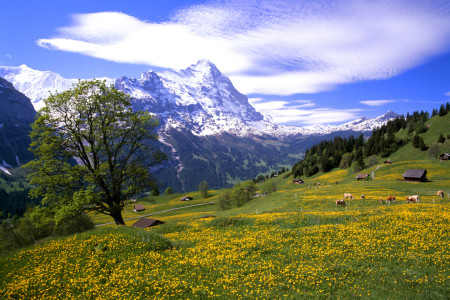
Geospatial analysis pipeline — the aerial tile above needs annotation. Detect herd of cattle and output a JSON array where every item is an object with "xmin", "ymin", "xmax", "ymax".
[{"xmin": 336, "ymin": 190, "xmax": 445, "ymax": 207}]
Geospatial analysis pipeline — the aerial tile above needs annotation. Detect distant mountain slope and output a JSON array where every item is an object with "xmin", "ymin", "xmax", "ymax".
[
  {"xmin": 0, "ymin": 77, "xmax": 36, "ymax": 169},
  {"xmin": 0, "ymin": 62, "xmax": 400, "ymax": 191}
]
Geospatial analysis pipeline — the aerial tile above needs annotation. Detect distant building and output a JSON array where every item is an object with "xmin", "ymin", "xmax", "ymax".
[
  {"xmin": 293, "ymin": 178, "xmax": 304, "ymax": 184},
  {"xmin": 180, "ymin": 196, "xmax": 193, "ymax": 201},
  {"xmin": 356, "ymin": 174, "xmax": 370, "ymax": 181},
  {"xmin": 133, "ymin": 204, "xmax": 145, "ymax": 212},
  {"xmin": 439, "ymin": 153, "xmax": 450, "ymax": 161},
  {"xmin": 384, "ymin": 160, "xmax": 393, "ymax": 164},
  {"xmin": 403, "ymin": 169, "xmax": 428, "ymax": 182},
  {"xmin": 132, "ymin": 218, "xmax": 164, "ymax": 228}
]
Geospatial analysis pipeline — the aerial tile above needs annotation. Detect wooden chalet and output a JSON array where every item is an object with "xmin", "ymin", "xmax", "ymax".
[
  {"xmin": 132, "ymin": 218, "xmax": 164, "ymax": 229},
  {"xmin": 133, "ymin": 204, "xmax": 145, "ymax": 212},
  {"xmin": 403, "ymin": 169, "xmax": 428, "ymax": 182},
  {"xmin": 356, "ymin": 174, "xmax": 369, "ymax": 181},
  {"xmin": 439, "ymin": 153, "xmax": 450, "ymax": 161},
  {"xmin": 293, "ymin": 178, "xmax": 304, "ymax": 184},
  {"xmin": 180, "ymin": 196, "xmax": 193, "ymax": 201},
  {"xmin": 384, "ymin": 159, "xmax": 393, "ymax": 164}
]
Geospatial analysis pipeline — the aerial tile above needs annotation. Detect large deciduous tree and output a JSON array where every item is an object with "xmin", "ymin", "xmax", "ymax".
[{"xmin": 25, "ymin": 80, "xmax": 165, "ymax": 225}]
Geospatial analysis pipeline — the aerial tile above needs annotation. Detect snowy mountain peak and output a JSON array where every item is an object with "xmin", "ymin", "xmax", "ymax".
[
  {"xmin": 0, "ymin": 65, "xmax": 114, "ymax": 110},
  {"xmin": 1, "ymin": 61, "xmax": 399, "ymax": 138},
  {"xmin": 116, "ymin": 61, "xmax": 267, "ymax": 136}
]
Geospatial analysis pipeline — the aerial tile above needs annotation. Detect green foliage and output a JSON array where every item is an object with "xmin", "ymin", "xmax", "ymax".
[
  {"xmin": 0, "ymin": 206, "xmax": 95, "ymax": 254},
  {"xmin": 198, "ymin": 181, "xmax": 208, "ymax": 199},
  {"xmin": 151, "ymin": 186, "xmax": 160, "ymax": 196},
  {"xmin": 164, "ymin": 187, "xmax": 174, "ymax": 195},
  {"xmin": 428, "ymin": 144, "xmax": 441, "ymax": 160},
  {"xmin": 231, "ymin": 180, "xmax": 257, "ymax": 207},
  {"xmin": 438, "ymin": 132, "xmax": 445, "ymax": 143},
  {"xmin": 260, "ymin": 179, "xmax": 277, "ymax": 194},
  {"xmin": 23, "ymin": 80, "xmax": 165, "ymax": 225},
  {"xmin": 218, "ymin": 189, "xmax": 232, "ymax": 210}
]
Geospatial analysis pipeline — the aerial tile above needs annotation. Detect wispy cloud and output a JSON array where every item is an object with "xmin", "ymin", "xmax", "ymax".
[
  {"xmin": 445, "ymin": 92, "xmax": 450, "ymax": 97},
  {"xmin": 360, "ymin": 99, "xmax": 397, "ymax": 106},
  {"xmin": 249, "ymin": 98, "xmax": 361, "ymax": 125},
  {"xmin": 37, "ymin": 0, "xmax": 450, "ymax": 95}
]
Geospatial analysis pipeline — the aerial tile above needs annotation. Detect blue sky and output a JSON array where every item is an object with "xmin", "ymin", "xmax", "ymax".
[{"xmin": 1, "ymin": 0, "xmax": 450, "ymax": 126}]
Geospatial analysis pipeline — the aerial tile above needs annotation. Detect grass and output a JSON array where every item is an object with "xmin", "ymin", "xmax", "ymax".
[{"xmin": 0, "ymin": 114, "xmax": 449, "ymax": 299}]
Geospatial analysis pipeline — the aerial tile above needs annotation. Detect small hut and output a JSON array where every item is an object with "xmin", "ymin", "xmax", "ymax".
[
  {"xmin": 133, "ymin": 204, "xmax": 145, "ymax": 212},
  {"xmin": 180, "ymin": 196, "xmax": 193, "ymax": 201},
  {"xmin": 293, "ymin": 178, "xmax": 304, "ymax": 184},
  {"xmin": 356, "ymin": 174, "xmax": 369, "ymax": 181},
  {"xmin": 132, "ymin": 218, "xmax": 164, "ymax": 228},
  {"xmin": 439, "ymin": 153, "xmax": 450, "ymax": 161},
  {"xmin": 384, "ymin": 159, "xmax": 393, "ymax": 164},
  {"xmin": 403, "ymin": 169, "xmax": 428, "ymax": 182}
]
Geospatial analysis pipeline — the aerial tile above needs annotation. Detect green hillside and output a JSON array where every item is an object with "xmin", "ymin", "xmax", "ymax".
[{"xmin": 1, "ymin": 112, "xmax": 449, "ymax": 299}]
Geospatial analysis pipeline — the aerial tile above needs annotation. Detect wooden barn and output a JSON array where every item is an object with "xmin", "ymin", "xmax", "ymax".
[
  {"xmin": 133, "ymin": 204, "xmax": 145, "ymax": 212},
  {"xmin": 356, "ymin": 174, "xmax": 369, "ymax": 181},
  {"xmin": 293, "ymin": 178, "xmax": 304, "ymax": 184},
  {"xmin": 403, "ymin": 169, "xmax": 428, "ymax": 182},
  {"xmin": 132, "ymin": 218, "xmax": 164, "ymax": 228},
  {"xmin": 180, "ymin": 196, "xmax": 193, "ymax": 201},
  {"xmin": 384, "ymin": 159, "xmax": 393, "ymax": 164},
  {"xmin": 439, "ymin": 153, "xmax": 450, "ymax": 161}
]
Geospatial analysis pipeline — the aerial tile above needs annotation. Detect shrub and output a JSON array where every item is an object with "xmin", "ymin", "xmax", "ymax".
[{"xmin": 164, "ymin": 187, "xmax": 173, "ymax": 195}]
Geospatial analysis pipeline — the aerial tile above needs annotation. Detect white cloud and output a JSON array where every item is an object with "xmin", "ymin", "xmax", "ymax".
[
  {"xmin": 360, "ymin": 100, "xmax": 397, "ymax": 106},
  {"xmin": 249, "ymin": 98, "xmax": 361, "ymax": 125},
  {"xmin": 445, "ymin": 92, "xmax": 450, "ymax": 97},
  {"xmin": 37, "ymin": 0, "xmax": 450, "ymax": 95}
]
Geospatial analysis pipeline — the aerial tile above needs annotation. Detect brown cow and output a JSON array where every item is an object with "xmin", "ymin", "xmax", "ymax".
[
  {"xmin": 379, "ymin": 197, "xmax": 384, "ymax": 204},
  {"xmin": 336, "ymin": 199, "xmax": 347, "ymax": 207},
  {"xmin": 360, "ymin": 195, "xmax": 366, "ymax": 199},
  {"xmin": 437, "ymin": 190, "xmax": 444, "ymax": 199},
  {"xmin": 386, "ymin": 196, "xmax": 396, "ymax": 203},
  {"xmin": 344, "ymin": 193, "xmax": 355, "ymax": 200},
  {"xmin": 406, "ymin": 195, "xmax": 420, "ymax": 203}
]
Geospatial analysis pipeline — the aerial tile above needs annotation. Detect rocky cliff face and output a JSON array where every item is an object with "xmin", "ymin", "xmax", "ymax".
[{"xmin": 0, "ymin": 77, "xmax": 36, "ymax": 169}]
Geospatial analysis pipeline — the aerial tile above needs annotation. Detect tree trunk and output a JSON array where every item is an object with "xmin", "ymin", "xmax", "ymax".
[{"xmin": 111, "ymin": 208, "xmax": 125, "ymax": 225}]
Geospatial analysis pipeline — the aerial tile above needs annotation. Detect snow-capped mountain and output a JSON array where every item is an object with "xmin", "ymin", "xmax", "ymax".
[
  {"xmin": 0, "ymin": 61, "xmax": 402, "ymax": 191},
  {"xmin": 115, "ymin": 60, "xmax": 278, "ymax": 136},
  {"xmin": 281, "ymin": 111, "xmax": 400, "ymax": 136},
  {"xmin": 0, "ymin": 65, "xmax": 114, "ymax": 110},
  {"xmin": 0, "ymin": 61, "xmax": 398, "ymax": 137}
]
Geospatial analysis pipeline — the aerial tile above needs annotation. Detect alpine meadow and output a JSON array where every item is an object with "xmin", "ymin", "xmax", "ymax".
[{"xmin": 1, "ymin": 0, "xmax": 450, "ymax": 299}]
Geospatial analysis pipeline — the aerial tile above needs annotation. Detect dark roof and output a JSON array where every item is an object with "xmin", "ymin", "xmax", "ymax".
[
  {"xmin": 132, "ymin": 218, "xmax": 164, "ymax": 228},
  {"xmin": 180, "ymin": 196, "xmax": 193, "ymax": 201},
  {"xmin": 134, "ymin": 204, "xmax": 145, "ymax": 211},
  {"xmin": 293, "ymin": 178, "xmax": 304, "ymax": 182},
  {"xmin": 384, "ymin": 160, "xmax": 393, "ymax": 164},
  {"xmin": 356, "ymin": 174, "xmax": 369, "ymax": 179},
  {"xmin": 403, "ymin": 169, "xmax": 427, "ymax": 179}
]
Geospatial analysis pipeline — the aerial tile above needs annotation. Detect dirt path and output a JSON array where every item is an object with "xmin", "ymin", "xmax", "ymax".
[{"xmin": 95, "ymin": 201, "xmax": 216, "ymax": 227}]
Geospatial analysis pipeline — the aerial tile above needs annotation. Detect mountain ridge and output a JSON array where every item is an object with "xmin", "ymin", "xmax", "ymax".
[{"xmin": 0, "ymin": 61, "xmax": 398, "ymax": 137}]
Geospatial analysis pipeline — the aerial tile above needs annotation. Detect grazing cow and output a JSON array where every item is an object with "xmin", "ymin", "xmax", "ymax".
[
  {"xmin": 360, "ymin": 195, "xmax": 366, "ymax": 199},
  {"xmin": 437, "ymin": 190, "xmax": 444, "ymax": 199},
  {"xmin": 406, "ymin": 195, "xmax": 420, "ymax": 203},
  {"xmin": 386, "ymin": 196, "xmax": 396, "ymax": 203},
  {"xmin": 379, "ymin": 197, "xmax": 384, "ymax": 204},
  {"xmin": 336, "ymin": 199, "xmax": 347, "ymax": 207},
  {"xmin": 344, "ymin": 193, "xmax": 355, "ymax": 200}
]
